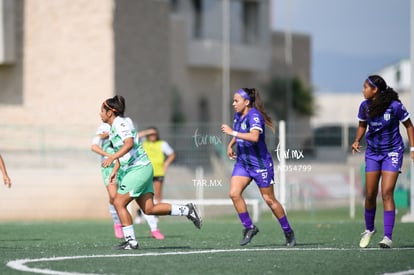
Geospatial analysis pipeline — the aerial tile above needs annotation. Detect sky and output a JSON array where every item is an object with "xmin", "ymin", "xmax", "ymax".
[{"xmin": 271, "ymin": 0, "xmax": 410, "ymax": 93}]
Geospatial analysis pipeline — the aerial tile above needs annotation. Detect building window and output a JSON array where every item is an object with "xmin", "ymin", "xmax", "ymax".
[
  {"xmin": 189, "ymin": 0, "xmax": 260, "ymax": 43},
  {"xmin": 0, "ymin": 0, "xmax": 15, "ymax": 64},
  {"xmin": 395, "ymin": 66, "xmax": 401, "ymax": 84},
  {"xmin": 242, "ymin": 1, "xmax": 259, "ymax": 44},
  {"xmin": 192, "ymin": 0, "xmax": 203, "ymax": 39},
  {"xmin": 170, "ymin": 0, "xmax": 179, "ymax": 13}
]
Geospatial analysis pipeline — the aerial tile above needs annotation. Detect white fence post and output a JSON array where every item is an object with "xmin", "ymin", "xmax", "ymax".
[
  {"xmin": 195, "ymin": 166, "xmax": 204, "ymax": 218},
  {"xmin": 349, "ymin": 167, "xmax": 355, "ymax": 219},
  {"xmin": 279, "ymin": 120, "xmax": 286, "ymax": 208}
]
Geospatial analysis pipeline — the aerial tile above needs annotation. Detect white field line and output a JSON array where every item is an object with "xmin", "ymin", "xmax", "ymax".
[
  {"xmin": 383, "ymin": 271, "xmax": 414, "ymax": 275},
  {"xmin": 6, "ymin": 247, "xmax": 414, "ymax": 275}
]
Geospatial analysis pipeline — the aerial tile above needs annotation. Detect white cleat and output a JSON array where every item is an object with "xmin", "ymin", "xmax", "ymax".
[
  {"xmin": 359, "ymin": 229, "xmax": 376, "ymax": 248},
  {"xmin": 379, "ymin": 236, "xmax": 392, "ymax": 248}
]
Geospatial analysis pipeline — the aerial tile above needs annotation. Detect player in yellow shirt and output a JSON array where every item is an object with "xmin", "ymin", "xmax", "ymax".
[
  {"xmin": 134, "ymin": 127, "xmax": 176, "ymax": 240},
  {"xmin": 142, "ymin": 127, "xmax": 176, "ymax": 203}
]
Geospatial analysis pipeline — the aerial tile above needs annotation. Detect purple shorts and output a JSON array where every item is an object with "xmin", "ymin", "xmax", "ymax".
[
  {"xmin": 365, "ymin": 149, "xmax": 403, "ymax": 173},
  {"xmin": 232, "ymin": 162, "xmax": 275, "ymax": 188}
]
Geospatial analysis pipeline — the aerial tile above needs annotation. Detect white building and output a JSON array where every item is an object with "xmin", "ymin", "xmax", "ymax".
[
  {"xmin": 309, "ymin": 59, "xmax": 411, "ymax": 153},
  {"xmin": 312, "ymin": 59, "xmax": 411, "ymax": 129},
  {"xmin": 377, "ymin": 59, "xmax": 410, "ymax": 92}
]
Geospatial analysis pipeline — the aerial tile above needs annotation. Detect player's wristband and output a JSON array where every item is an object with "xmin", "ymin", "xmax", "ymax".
[
  {"xmin": 232, "ymin": 131, "xmax": 238, "ymax": 137},
  {"xmin": 410, "ymin": 147, "xmax": 414, "ymax": 152}
]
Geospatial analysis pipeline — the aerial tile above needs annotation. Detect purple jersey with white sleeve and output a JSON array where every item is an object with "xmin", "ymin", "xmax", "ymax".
[
  {"xmin": 233, "ymin": 108, "xmax": 273, "ymax": 169},
  {"xmin": 358, "ymin": 100, "xmax": 409, "ymax": 153}
]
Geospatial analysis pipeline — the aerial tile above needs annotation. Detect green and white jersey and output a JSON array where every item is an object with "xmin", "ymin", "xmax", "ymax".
[
  {"xmin": 92, "ymin": 123, "xmax": 115, "ymax": 162},
  {"xmin": 109, "ymin": 116, "xmax": 151, "ymax": 170}
]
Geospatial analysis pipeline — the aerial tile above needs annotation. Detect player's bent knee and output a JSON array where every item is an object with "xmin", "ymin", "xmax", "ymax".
[
  {"xmin": 261, "ymin": 193, "xmax": 275, "ymax": 204},
  {"xmin": 263, "ymin": 198, "xmax": 277, "ymax": 207},
  {"xmin": 229, "ymin": 192, "xmax": 242, "ymax": 201},
  {"xmin": 141, "ymin": 205, "xmax": 156, "ymax": 215}
]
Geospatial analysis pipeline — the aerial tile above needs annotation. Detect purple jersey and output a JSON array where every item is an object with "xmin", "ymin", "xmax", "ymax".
[
  {"xmin": 233, "ymin": 108, "xmax": 273, "ymax": 169},
  {"xmin": 358, "ymin": 100, "xmax": 409, "ymax": 153}
]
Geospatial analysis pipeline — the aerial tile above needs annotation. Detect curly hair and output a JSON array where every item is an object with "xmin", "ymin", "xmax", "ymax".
[{"xmin": 366, "ymin": 75, "xmax": 400, "ymax": 119}]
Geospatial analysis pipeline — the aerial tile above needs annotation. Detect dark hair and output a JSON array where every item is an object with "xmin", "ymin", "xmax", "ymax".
[
  {"xmin": 146, "ymin": 126, "xmax": 160, "ymax": 140},
  {"xmin": 366, "ymin": 75, "xmax": 400, "ymax": 118},
  {"xmin": 241, "ymin": 88, "xmax": 275, "ymax": 132},
  {"xmin": 103, "ymin": 95, "xmax": 126, "ymax": 117}
]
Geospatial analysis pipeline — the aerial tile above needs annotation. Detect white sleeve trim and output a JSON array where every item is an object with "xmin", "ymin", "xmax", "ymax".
[
  {"xmin": 401, "ymin": 114, "xmax": 410, "ymax": 122},
  {"xmin": 250, "ymin": 126, "xmax": 263, "ymax": 133}
]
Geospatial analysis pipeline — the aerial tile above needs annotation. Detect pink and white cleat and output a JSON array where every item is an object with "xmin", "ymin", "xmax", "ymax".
[
  {"xmin": 151, "ymin": 229, "xmax": 165, "ymax": 240},
  {"xmin": 114, "ymin": 223, "xmax": 124, "ymax": 239}
]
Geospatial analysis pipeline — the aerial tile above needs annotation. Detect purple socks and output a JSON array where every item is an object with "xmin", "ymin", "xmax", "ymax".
[
  {"xmin": 383, "ymin": 210, "xmax": 395, "ymax": 240},
  {"xmin": 364, "ymin": 208, "xmax": 376, "ymax": 232},
  {"xmin": 278, "ymin": 215, "xmax": 293, "ymax": 233},
  {"xmin": 238, "ymin": 212, "xmax": 253, "ymax": 229},
  {"xmin": 365, "ymin": 207, "xmax": 395, "ymax": 240},
  {"xmin": 238, "ymin": 212, "xmax": 293, "ymax": 234}
]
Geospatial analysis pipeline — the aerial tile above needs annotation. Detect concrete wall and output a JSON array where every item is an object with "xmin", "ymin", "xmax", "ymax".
[
  {"xmin": 23, "ymin": 0, "xmax": 113, "ymax": 127},
  {"xmin": 0, "ymin": 0, "xmax": 116, "ymax": 154},
  {"xmin": 270, "ymin": 31, "xmax": 311, "ymax": 86},
  {"xmin": 169, "ymin": 0, "xmax": 273, "ymax": 126},
  {"xmin": 113, "ymin": 0, "xmax": 171, "ymax": 127},
  {"xmin": 0, "ymin": 0, "xmax": 23, "ymax": 106},
  {"xmin": 269, "ymin": 31, "xmax": 312, "ymax": 148},
  {"xmin": 312, "ymin": 90, "xmax": 412, "ymax": 127},
  {"xmin": 0, "ymin": 0, "xmax": 172, "ymax": 150}
]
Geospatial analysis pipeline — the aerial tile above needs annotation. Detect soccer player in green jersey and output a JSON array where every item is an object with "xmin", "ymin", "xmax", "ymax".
[
  {"xmin": 91, "ymin": 122, "xmax": 124, "ymax": 239},
  {"xmin": 100, "ymin": 95, "xmax": 201, "ymax": 250}
]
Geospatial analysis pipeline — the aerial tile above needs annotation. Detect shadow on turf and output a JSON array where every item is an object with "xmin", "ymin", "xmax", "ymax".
[
  {"xmin": 150, "ymin": 246, "xmax": 192, "ymax": 250},
  {"xmin": 0, "ymin": 238, "xmax": 43, "ymax": 242},
  {"xmin": 136, "ymin": 234, "xmax": 185, "ymax": 240},
  {"xmin": 246, "ymin": 243, "xmax": 323, "ymax": 248},
  {"xmin": 142, "ymin": 243, "xmax": 323, "ymax": 251}
]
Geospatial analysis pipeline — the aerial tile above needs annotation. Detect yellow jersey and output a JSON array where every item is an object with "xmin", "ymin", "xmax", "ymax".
[{"xmin": 143, "ymin": 140, "xmax": 174, "ymax": 177}]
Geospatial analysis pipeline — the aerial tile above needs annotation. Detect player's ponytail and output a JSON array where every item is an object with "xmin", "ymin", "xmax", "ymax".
[
  {"xmin": 103, "ymin": 95, "xmax": 126, "ymax": 117},
  {"xmin": 243, "ymin": 88, "xmax": 275, "ymax": 132}
]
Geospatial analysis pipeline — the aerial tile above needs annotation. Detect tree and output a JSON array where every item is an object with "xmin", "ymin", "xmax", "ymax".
[{"xmin": 263, "ymin": 76, "xmax": 314, "ymax": 121}]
